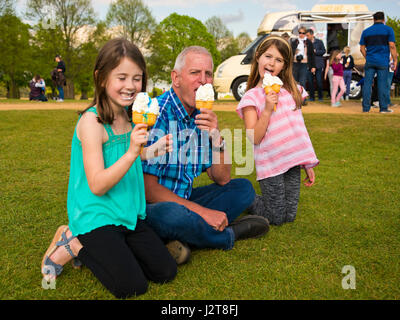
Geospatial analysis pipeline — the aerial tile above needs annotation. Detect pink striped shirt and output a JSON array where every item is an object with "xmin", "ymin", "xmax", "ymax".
[{"xmin": 236, "ymin": 86, "xmax": 319, "ymax": 180}]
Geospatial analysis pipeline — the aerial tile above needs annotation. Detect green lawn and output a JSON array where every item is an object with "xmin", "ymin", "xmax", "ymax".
[{"xmin": 0, "ymin": 109, "xmax": 399, "ymax": 300}]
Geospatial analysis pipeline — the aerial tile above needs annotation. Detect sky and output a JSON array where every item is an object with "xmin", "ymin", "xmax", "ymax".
[{"xmin": 16, "ymin": 0, "xmax": 400, "ymax": 39}]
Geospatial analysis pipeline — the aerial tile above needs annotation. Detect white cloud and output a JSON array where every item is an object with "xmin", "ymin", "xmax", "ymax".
[
  {"xmin": 144, "ymin": 0, "xmax": 230, "ymax": 7},
  {"xmin": 220, "ymin": 9, "xmax": 244, "ymax": 24}
]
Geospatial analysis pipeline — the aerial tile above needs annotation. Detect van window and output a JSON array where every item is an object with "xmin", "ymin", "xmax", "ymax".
[{"xmin": 240, "ymin": 34, "xmax": 268, "ymax": 65}]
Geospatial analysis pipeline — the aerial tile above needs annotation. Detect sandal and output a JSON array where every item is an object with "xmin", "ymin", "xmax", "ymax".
[{"xmin": 41, "ymin": 225, "xmax": 82, "ymax": 279}]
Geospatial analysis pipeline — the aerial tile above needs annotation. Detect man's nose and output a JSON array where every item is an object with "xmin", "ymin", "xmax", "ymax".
[{"xmin": 199, "ymin": 72, "xmax": 207, "ymax": 85}]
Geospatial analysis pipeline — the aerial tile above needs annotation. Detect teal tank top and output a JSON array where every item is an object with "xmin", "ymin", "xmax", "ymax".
[{"xmin": 67, "ymin": 106, "xmax": 146, "ymax": 236}]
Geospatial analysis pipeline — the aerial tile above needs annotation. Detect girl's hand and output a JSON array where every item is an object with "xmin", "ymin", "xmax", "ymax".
[
  {"xmin": 142, "ymin": 134, "xmax": 173, "ymax": 160},
  {"xmin": 303, "ymin": 167, "xmax": 315, "ymax": 187},
  {"xmin": 129, "ymin": 123, "xmax": 149, "ymax": 157},
  {"xmin": 264, "ymin": 91, "xmax": 278, "ymax": 112}
]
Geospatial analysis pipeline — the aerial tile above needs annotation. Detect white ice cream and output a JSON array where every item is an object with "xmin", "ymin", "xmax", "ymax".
[
  {"xmin": 262, "ymin": 73, "xmax": 283, "ymax": 88},
  {"xmin": 132, "ymin": 92, "xmax": 149, "ymax": 113},
  {"xmin": 148, "ymin": 98, "xmax": 159, "ymax": 115},
  {"xmin": 195, "ymin": 83, "xmax": 214, "ymax": 101},
  {"xmin": 132, "ymin": 92, "xmax": 159, "ymax": 114}
]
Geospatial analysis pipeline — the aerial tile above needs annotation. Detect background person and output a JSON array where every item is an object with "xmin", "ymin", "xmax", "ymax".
[
  {"xmin": 306, "ymin": 29, "xmax": 326, "ymax": 101},
  {"xmin": 342, "ymin": 46, "xmax": 354, "ymax": 100},
  {"xmin": 290, "ymin": 26, "xmax": 316, "ymax": 105},
  {"xmin": 329, "ymin": 50, "xmax": 346, "ymax": 107},
  {"xmin": 29, "ymin": 75, "xmax": 48, "ymax": 102},
  {"xmin": 360, "ymin": 11, "xmax": 397, "ymax": 113},
  {"xmin": 54, "ymin": 55, "xmax": 66, "ymax": 102}
]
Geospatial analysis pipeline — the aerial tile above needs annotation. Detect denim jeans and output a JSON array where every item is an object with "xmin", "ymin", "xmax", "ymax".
[
  {"xmin": 293, "ymin": 62, "xmax": 308, "ymax": 89},
  {"xmin": 362, "ymin": 63, "xmax": 389, "ymax": 112},
  {"xmin": 145, "ymin": 178, "xmax": 255, "ymax": 250},
  {"xmin": 388, "ymin": 72, "xmax": 394, "ymax": 105},
  {"xmin": 57, "ymin": 85, "xmax": 64, "ymax": 100},
  {"xmin": 307, "ymin": 68, "xmax": 324, "ymax": 100},
  {"xmin": 343, "ymin": 69, "xmax": 352, "ymax": 97}
]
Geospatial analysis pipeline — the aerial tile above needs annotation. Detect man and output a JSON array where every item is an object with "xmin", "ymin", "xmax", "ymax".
[
  {"xmin": 142, "ymin": 46, "xmax": 269, "ymax": 264},
  {"xmin": 306, "ymin": 29, "xmax": 326, "ymax": 101},
  {"xmin": 360, "ymin": 11, "xmax": 397, "ymax": 113},
  {"xmin": 54, "ymin": 55, "xmax": 66, "ymax": 102},
  {"xmin": 291, "ymin": 26, "xmax": 316, "ymax": 104}
]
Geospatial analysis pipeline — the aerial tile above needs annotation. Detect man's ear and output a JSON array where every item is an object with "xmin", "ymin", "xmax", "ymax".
[{"xmin": 171, "ymin": 70, "xmax": 180, "ymax": 88}]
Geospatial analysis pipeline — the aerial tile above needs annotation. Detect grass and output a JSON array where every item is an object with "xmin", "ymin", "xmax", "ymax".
[{"xmin": 0, "ymin": 109, "xmax": 399, "ymax": 300}]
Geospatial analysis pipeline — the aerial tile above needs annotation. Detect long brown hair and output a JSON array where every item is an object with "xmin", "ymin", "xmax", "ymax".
[
  {"xmin": 80, "ymin": 38, "xmax": 147, "ymax": 124},
  {"xmin": 329, "ymin": 49, "xmax": 341, "ymax": 66},
  {"xmin": 247, "ymin": 36, "xmax": 303, "ymax": 109}
]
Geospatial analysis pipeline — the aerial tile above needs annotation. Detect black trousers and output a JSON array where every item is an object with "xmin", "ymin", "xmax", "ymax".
[{"xmin": 77, "ymin": 220, "xmax": 177, "ymax": 299}]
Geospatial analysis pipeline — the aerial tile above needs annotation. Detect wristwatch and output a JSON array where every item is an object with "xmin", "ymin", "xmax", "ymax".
[{"xmin": 212, "ymin": 138, "xmax": 225, "ymax": 152}]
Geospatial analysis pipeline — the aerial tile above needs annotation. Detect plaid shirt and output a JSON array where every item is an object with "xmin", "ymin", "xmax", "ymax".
[{"xmin": 142, "ymin": 88, "xmax": 212, "ymax": 199}]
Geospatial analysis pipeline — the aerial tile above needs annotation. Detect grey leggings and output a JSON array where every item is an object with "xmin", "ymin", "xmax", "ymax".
[{"xmin": 255, "ymin": 166, "xmax": 301, "ymax": 226}]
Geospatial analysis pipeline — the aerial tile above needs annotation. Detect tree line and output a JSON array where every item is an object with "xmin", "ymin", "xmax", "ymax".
[{"xmin": 0, "ymin": 0, "xmax": 251, "ymax": 99}]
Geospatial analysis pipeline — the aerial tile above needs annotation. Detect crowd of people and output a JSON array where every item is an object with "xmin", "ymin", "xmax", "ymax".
[
  {"xmin": 288, "ymin": 11, "xmax": 398, "ymax": 112},
  {"xmin": 39, "ymin": 10, "xmax": 396, "ymax": 299}
]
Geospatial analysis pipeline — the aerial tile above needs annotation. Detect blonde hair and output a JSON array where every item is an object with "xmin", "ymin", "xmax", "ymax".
[
  {"xmin": 247, "ymin": 36, "xmax": 303, "ymax": 109},
  {"xmin": 344, "ymin": 46, "xmax": 350, "ymax": 55}
]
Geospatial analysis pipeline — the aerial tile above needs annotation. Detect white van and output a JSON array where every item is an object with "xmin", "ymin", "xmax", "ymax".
[{"xmin": 214, "ymin": 4, "xmax": 374, "ymax": 100}]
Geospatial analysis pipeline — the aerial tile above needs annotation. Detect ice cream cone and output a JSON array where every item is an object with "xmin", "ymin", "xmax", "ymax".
[
  {"xmin": 264, "ymin": 85, "xmax": 281, "ymax": 112},
  {"xmin": 196, "ymin": 100, "xmax": 213, "ymax": 110},
  {"xmin": 132, "ymin": 112, "xmax": 158, "ymax": 155}
]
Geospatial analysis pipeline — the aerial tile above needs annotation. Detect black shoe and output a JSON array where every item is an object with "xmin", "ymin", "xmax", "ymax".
[{"xmin": 230, "ymin": 215, "xmax": 269, "ymax": 241}]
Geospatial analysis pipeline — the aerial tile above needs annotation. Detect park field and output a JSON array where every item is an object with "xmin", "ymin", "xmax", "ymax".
[{"xmin": 0, "ymin": 100, "xmax": 399, "ymax": 300}]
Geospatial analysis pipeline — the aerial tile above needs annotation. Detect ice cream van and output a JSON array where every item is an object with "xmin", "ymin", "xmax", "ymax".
[{"xmin": 213, "ymin": 4, "xmax": 374, "ymax": 100}]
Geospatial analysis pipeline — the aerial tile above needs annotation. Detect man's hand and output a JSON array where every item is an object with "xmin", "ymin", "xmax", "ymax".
[
  {"xmin": 194, "ymin": 109, "xmax": 218, "ymax": 133},
  {"xmin": 199, "ymin": 207, "xmax": 229, "ymax": 231}
]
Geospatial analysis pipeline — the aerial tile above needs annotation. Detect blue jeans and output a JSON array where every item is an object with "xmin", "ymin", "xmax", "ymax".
[
  {"xmin": 145, "ymin": 178, "xmax": 255, "ymax": 250},
  {"xmin": 57, "ymin": 85, "xmax": 64, "ymax": 100},
  {"xmin": 307, "ymin": 68, "xmax": 324, "ymax": 100},
  {"xmin": 293, "ymin": 63, "xmax": 308, "ymax": 90},
  {"xmin": 343, "ymin": 69, "xmax": 352, "ymax": 97},
  {"xmin": 388, "ymin": 72, "xmax": 394, "ymax": 105},
  {"xmin": 362, "ymin": 63, "xmax": 389, "ymax": 112}
]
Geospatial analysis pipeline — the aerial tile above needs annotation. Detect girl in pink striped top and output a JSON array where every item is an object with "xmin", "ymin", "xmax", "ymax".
[{"xmin": 236, "ymin": 36, "xmax": 319, "ymax": 226}]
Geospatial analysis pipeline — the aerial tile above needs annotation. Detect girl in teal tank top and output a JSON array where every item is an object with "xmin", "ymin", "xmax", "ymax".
[{"xmin": 41, "ymin": 39, "xmax": 176, "ymax": 298}]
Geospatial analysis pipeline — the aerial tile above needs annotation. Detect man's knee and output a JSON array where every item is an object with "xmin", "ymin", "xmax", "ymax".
[{"xmin": 229, "ymin": 178, "xmax": 255, "ymax": 204}]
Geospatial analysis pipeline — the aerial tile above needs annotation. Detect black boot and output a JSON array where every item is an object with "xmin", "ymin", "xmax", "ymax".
[{"xmin": 230, "ymin": 215, "xmax": 269, "ymax": 241}]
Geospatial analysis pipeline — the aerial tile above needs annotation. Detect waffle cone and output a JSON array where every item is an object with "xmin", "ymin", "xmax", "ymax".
[
  {"xmin": 196, "ymin": 100, "xmax": 213, "ymax": 110},
  {"xmin": 264, "ymin": 84, "xmax": 281, "ymax": 95},
  {"xmin": 132, "ymin": 112, "xmax": 158, "ymax": 126}
]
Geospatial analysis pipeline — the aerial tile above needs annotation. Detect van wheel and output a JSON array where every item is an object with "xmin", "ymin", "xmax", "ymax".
[
  {"xmin": 232, "ymin": 76, "xmax": 248, "ymax": 101},
  {"xmin": 349, "ymin": 75, "xmax": 362, "ymax": 100}
]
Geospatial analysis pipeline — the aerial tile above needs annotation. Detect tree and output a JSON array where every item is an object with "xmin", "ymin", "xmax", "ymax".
[
  {"xmin": 26, "ymin": 0, "xmax": 97, "ymax": 99},
  {"xmin": 205, "ymin": 16, "xmax": 232, "ymax": 50},
  {"xmin": 387, "ymin": 16, "xmax": 400, "ymax": 54},
  {"xmin": 0, "ymin": 0, "xmax": 14, "ymax": 16},
  {"xmin": 0, "ymin": 14, "xmax": 33, "ymax": 98},
  {"xmin": 147, "ymin": 13, "xmax": 220, "ymax": 83},
  {"xmin": 236, "ymin": 32, "xmax": 252, "ymax": 52},
  {"xmin": 106, "ymin": 0, "xmax": 156, "ymax": 49}
]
